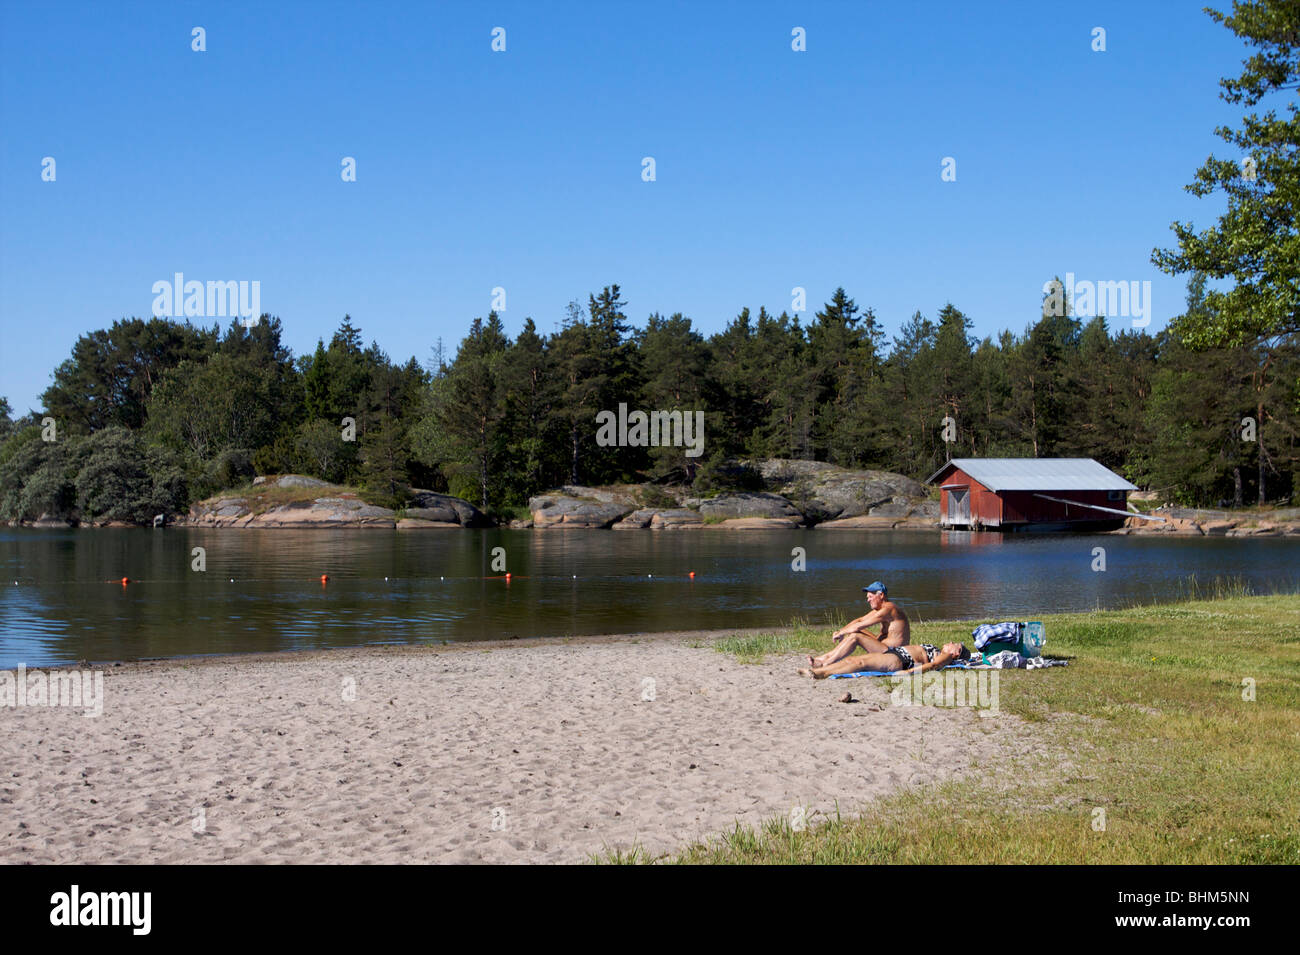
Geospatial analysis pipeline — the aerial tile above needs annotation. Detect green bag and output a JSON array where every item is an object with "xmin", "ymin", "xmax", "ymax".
[{"xmin": 976, "ymin": 621, "xmax": 1044, "ymax": 661}]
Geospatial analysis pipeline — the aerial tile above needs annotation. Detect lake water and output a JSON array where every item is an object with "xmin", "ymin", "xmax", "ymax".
[{"xmin": 2, "ymin": 527, "xmax": 1297, "ymax": 668}]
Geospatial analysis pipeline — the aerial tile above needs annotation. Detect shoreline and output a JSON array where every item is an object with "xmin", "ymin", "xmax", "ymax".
[
  {"xmin": 13, "ymin": 520, "xmax": 1300, "ymax": 535},
  {"xmin": 3, "ymin": 626, "xmax": 781, "ymax": 676},
  {"xmin": 13, "ymin": 511, "xmax": 1300, "ymax": 535},
  {"xmin": 7, "ymin": 576, "xmax": 1298, "ymax": 673}
]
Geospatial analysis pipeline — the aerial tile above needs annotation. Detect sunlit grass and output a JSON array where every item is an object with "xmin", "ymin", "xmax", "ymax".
[
  {"xmin": 599, "ymin": 587, "xmax": 1300, "ymax": 864},
  {"xmin": 212, "ymin": 480, "xmax": 353, "ymax": 512},
  {"xmin": 711, "ymin": 615, "xmax": 841, "ymax": 663}
]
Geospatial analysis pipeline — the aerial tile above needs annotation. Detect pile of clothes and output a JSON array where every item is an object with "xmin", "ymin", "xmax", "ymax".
[
  {"xmin": 981, "ymin": 650, "xmax": 1068, "ymax": 669},
  {"xmin": 969, "ymin": 621, "xmax": 1068, "ymax": 669}
]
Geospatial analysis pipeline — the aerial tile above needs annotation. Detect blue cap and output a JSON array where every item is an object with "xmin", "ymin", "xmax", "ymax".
[{"xmin": 863, "ymin": 581, "xmax": 887, "ymax": 595}]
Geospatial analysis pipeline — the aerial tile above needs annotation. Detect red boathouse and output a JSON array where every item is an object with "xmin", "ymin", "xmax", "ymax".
[{"xmin": 925, "ymin": 458, "xmax": 1139, "ymax": 531}]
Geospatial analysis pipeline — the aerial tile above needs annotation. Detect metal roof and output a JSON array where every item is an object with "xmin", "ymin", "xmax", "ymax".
[{"xmin": 925, "ymin": 458, "xmax": 1137, "ymax": 492}]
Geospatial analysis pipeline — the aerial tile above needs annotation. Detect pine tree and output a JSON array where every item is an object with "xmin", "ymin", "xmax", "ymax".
[
  {"xmin": 498, "ymin": 318, "xmax": 561, "ymax": 500},
  {"xmin": 638, "ymin": 312, "xmax": 709, "ymax": 480},
  {"xmin": 1152, "ymin": 0, "xmax": 1300, "ymax": 345}
]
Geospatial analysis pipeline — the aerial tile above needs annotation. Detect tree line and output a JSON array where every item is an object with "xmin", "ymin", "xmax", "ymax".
[{"xmin": 1, "ymin": 277, "xmax": 1296, "ymax": 525}]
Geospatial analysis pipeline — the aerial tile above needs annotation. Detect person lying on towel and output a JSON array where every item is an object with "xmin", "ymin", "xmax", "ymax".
[
  {"xmin": 806, "ymin": 580, "xmax": 910, "ymax": 671},
  {"xmin": 798, "ymin": 641, "xmax": 971, "ymax": 680}
]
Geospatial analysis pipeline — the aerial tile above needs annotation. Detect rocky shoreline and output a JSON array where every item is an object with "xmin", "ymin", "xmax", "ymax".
[
  {"xmin": 178, "ymin": 476, "xmax": 491, "ymax": 529},
  {"xmin": 1116, "ymin": 507, "xmax": 1300, "ymax": 537},
  {"xmin": 17, "ymin": 462, "xmax": 1300, "ymax": 535},
  {"xmin": 521, "ymin": 458, "xmax": 936, "ymax": 529},
  {"xmin": 167, "ymin": 461, "xmax": 942, "ymax": 531}
]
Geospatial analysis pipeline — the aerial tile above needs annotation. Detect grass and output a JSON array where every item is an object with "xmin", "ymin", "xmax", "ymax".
[
  {"xmin": 711, "ymin": 617, "xmax": 834, "ymax": 663},
  {"xmin": 490, "ymin": 504, "xmax": 532, "ymax": 524},
  {"xmin": 212, "ymin": 480, "xmax": 353, "ymax": 514},
  {"xmin": 635, "ymin": 485, "xmax": 681, "ymax": 510},
  {"xmin": 1129, "ymin": 498, "xmax": 1299, "ymax": 517},
  {"xmin": 1126, "ymin": 497, "xmax": 1162, "ymax": 514},
  {"xmin": 208, "ymin": 480, "xmax": 423, "ymax": 514},
  {"xmin": 595, "ymin": 583, "xmax": 1300, "ymax": 864},
  {"xmin": 1162, "ymin": 572, "xmax": 1256, "ymax": 603}
]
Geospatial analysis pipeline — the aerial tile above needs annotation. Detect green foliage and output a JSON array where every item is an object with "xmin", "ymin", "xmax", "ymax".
[
  {"xmin": 360, "ymin": 419, "xmax": 411, "ymax": 500},
  {"xmin": 0, "ymin": 427, "xmax": 73, "ymax": 521},
  {"xmin": 40, "ymin": 317, "xmax": 216, "ymax": 433},
  {"xmin": 0, "ymin": 426, "xmax": 187, "ymax": 524},
  {"xmin": 495, "ymin": 317, "xmax": 562, "ymax": 504},
  {"xmin": 415, "ymin": 313, "xmax": 509, "ymax": 509},
  {"xmin": 293, "ymin": 419, "xmax": 354, "ymax": 484},
  {"xmin": 636, "ymin": 484, "xmax": 679, "ymax": 509},
  {"xmin": 358, "ymin": 483, "xmax": 413, "ymax": 511},
  {"xmin": 809, "ymin": 288, "xmax": 887, "ymax": 467},
  {"xmin": 147, "ymin": 353, "xmax": 279, "ymax": 460},
  {"xmin": 13, "ymin": 276, "xmax": 1300, "ymax": 519},
  {"xmin": 637, "ymin": 312, "xmax": 709, "ymax": 481},
  {"xmin": 691, "ymin": 452, "xmax": 763, "ymax": 496},
  {"xmin": 1132, "ymin": 275, "xmax": 1298, "ymax": 504},
  {"xmin": 73, "ymin": 427, "xmax": 188, "ymax": 523},
  {"xmin": 301, "ymin": 316, "xmax": 371, "ymax": 421},
  {"xmin": 199, "ymin": 448, "xmax": 256, "ymax": 497},
  {"xmin": 1152, "ymin": 0, "xmax": 1300, "ymax": 345}
]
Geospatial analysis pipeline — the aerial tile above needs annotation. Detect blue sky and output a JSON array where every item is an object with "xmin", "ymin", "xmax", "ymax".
[{"xmin": 0, "ymin": 0, "xmax": 1248, "ymax": 413}]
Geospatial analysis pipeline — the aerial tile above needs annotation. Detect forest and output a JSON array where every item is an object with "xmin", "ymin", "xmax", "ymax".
[{"xmin": 1, "ymin": 274, "xmax": 1296, "ymax": 525}]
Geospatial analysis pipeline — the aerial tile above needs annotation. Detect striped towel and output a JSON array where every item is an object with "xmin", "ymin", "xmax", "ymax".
[{"xmin": 971, "ymin": 621, "xmax": 1022, "ymax": 650}]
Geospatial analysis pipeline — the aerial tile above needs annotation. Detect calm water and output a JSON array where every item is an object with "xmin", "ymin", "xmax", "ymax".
[{"xmin": 1, "ymin": 527, "xmax": 1297, "ymax": 668}]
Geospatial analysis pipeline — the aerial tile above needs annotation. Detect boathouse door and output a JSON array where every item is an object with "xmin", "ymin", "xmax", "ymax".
[{"xmin": 947, "ymin": 487, "xmax": 970, "ymax": 525}]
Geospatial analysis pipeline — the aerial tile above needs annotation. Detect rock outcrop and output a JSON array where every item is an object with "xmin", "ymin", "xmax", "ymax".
[
  {"xmin": 611, "ymin": 508, "xmax": 705, "ymax": 530},
  {"xmin": 1115, "ymin": 507, "xmax": 1300, "ymax": 536},
  {"xmin": 180, "ymin": 476, "xmax": 486, "ymax": 529},
  {"xmin": 187, "ymin": 495, "xmax": 397, "ymax": 528},
  {"xmin": 690, "ymin": 492, "xmax": 804, "ymax": 522},
  {"xmin": 33, "ymin": 513, "xmax": 74, "ymax": 528},
  {"xmin": 528, "ymin": 486, "xmax": 638, "ymax": 528},
  {"xmin": 746, "ymin": 459, "xmax": 928, "ymax": 523},
  {"xmin": 529, "ymin": 462, "xmax": 935, "ymax": 529},
  {"xmin": 402, "ymin": 491, "xmax": 491, "ymax": 528}
]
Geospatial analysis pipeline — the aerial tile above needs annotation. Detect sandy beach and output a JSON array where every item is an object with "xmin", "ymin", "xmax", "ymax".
[{"xmin": 1, "ymin": 633, "xmax": 1032, "ymax": 864}]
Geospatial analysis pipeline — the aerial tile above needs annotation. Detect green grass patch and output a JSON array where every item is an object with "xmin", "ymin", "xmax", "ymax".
[
  {"xmin": 636, "ymin": 485, "xmax": 680, "ymax": 510},
  {"xmin": 489, "ymin": 504, "xmax": 532, "ymax": 524},
  {"xmin": 602, "ymin": 589, "xmax": 1300, "ymax": 864},
  {"xmin": 712, "ymin": 617, "xmax": 844, "ymax": 663},
  {"xmin": 212, "ymin": 480, "xmax": 353, "ymax": 513}
]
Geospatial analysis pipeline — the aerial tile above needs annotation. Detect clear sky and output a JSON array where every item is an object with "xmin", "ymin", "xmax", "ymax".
[{"xmin": 0, "ymin": 0, "xmax": 1248, "ymax": 414}]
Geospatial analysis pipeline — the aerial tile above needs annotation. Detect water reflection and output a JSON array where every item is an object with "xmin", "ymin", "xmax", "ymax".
[{"xmin": 0, "ymin": 528, "xmax": 1296, "ymax": 667}]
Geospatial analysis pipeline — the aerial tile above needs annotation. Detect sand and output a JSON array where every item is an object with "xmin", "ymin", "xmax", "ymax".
[{"xmin": 1, "ymin": 633, "xmax": 1029, "ymax": 863}]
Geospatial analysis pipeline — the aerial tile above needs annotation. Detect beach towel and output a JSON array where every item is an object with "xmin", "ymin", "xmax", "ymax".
[
  {"xmin": 827, "ymin": 657, "xmax": 1067, "ymax": 677},
  {"xmin": 829, "ymin": 663, "xmax": 974, "ymax": 679},
  {"xmin": 971, "ymin": 621, "xmax": 1022, "ymax": 650}
]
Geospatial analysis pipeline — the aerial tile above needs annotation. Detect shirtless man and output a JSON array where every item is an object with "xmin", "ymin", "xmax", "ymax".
[{"xmin": 806, "ymin": 581, "xmax": 910, "ymax": 669}]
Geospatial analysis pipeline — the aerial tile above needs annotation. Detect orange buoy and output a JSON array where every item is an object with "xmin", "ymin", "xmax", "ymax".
[
  {"xmin": 689, "ymin": 571, "xmax": 695, "ymax": 579},
  {"xmin": 120, "ymin": 577, "xmax": 130, "ymax": 586},
  {"xmin": 505, "ymin": 572, "xmax": 512, "ymax": 580},
  {"xmin": 320, "ymin": 574, "xmax": 329, "ymax": 584}
]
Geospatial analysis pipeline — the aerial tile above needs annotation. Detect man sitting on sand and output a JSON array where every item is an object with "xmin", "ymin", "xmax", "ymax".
[
  {"xmin": 799, "ymin": 641, "xmax": 972, "ymax": 680},
  {"xmin": 806, "ymin": 581, "xmax": 909, "ymax": 671}
]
